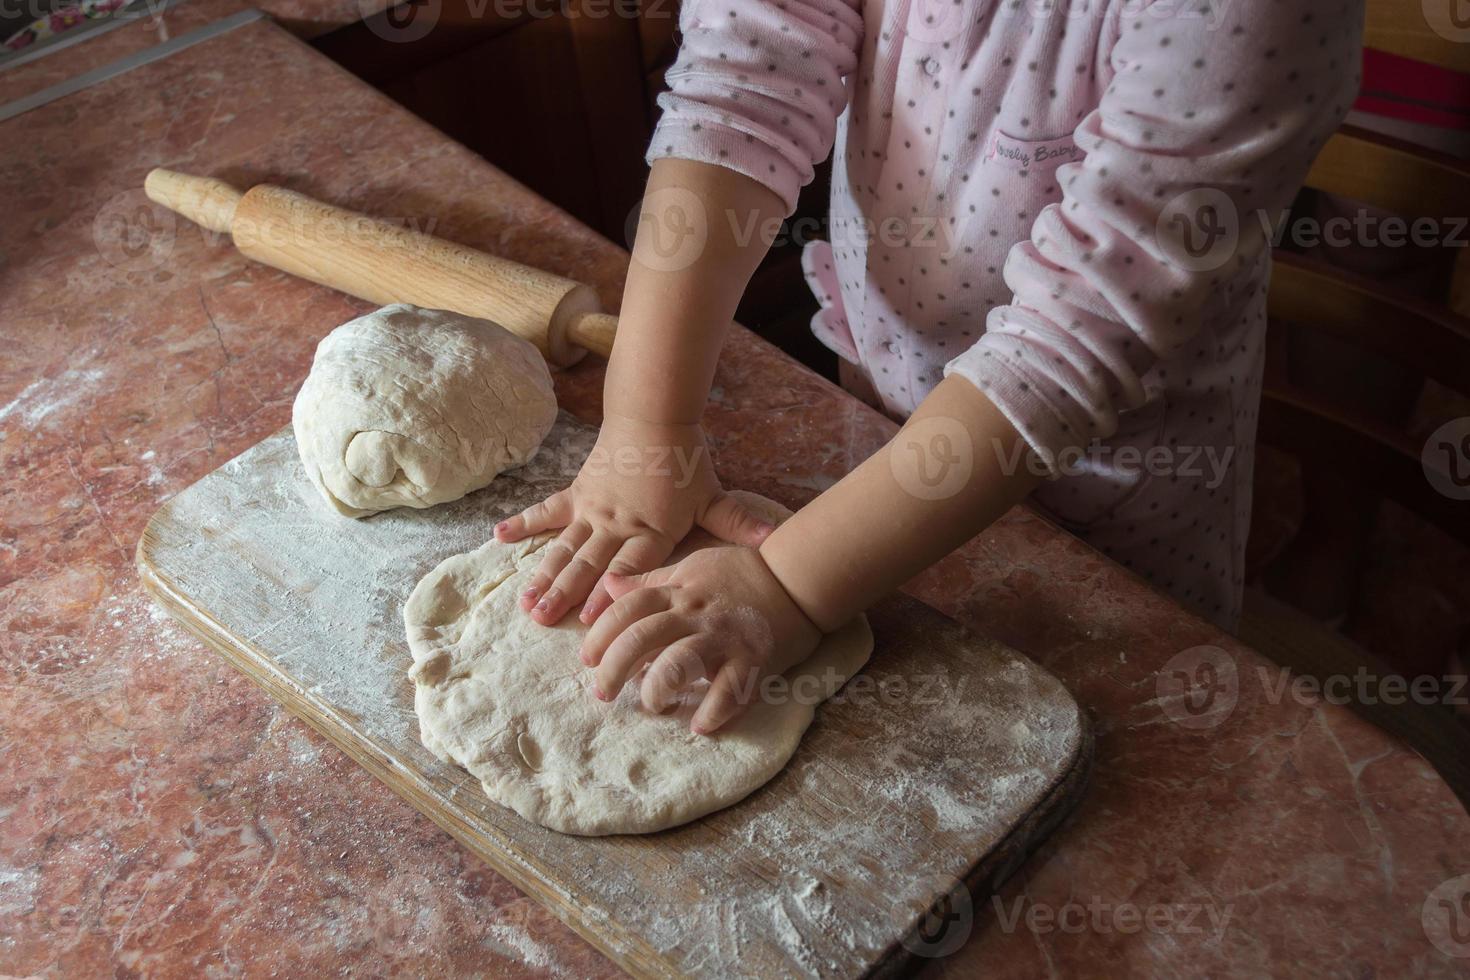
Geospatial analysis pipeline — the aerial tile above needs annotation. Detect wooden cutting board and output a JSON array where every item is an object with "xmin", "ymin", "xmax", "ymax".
[{"xmin": 137, "ymin": 413, "xmax": 1092, "ymax": 978}]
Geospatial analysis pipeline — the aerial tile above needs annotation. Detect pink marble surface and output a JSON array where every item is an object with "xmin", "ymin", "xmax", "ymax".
[
  {"xmin": 0, "ymin": 0, "xmax": 390, "ymax": 105},
  {"xmin": 2, "ymin": 16, "xmax": 1468, "ymax": 978}
]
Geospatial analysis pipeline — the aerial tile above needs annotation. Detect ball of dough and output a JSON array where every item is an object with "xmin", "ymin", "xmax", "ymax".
[{"xmin": 293, "ymin": 304, "xmax": 557, "ymax": 517}]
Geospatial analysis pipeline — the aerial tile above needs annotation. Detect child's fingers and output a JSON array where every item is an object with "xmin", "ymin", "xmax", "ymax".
[
  {"xmin": 520, "ymin": 521, "xmax": 590, "ymax": 611},
  {"xmin": 534, "ymin": 531, "xmax": 621, "ymax": 624},
  {"xmin": 582, "ymin": 537, "xmax": 671, "ymax": 621},
  {"xmin": 639, "ymin": 636, "xmax": 716, "ymax": 714},
  {"xmin": 593, "ymin": 611, "xmax": 692, "ymax": 702},
  {"xmin": 496, "ymin": 489, "xmax": 571, "ymax": 542},
  {"xmin": 578, "ymin": 580, "xmax": 614, "ymax": 625},
  {"xmin": 603, "ymin": 534, "xmax": 672, "ymax": 580},
  {"xmin": 580, "ymin": 586, "xmax": 668, "ymax": 668},
  {"xmin": 698, "ymin": 493, "xmax": 777, "ymax": 548},
  {"xmin": 603, "ymin": 564, "xmax": 673, "ymax": 603},
  {"xmin": 691, "ymin": 660, "xmax": 758, "ymax": 735}
]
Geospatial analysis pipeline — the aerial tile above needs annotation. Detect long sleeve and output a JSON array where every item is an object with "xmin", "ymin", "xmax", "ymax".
[
  {"xmin": 646, "ymin": 0, "xmax": 864, "ymax": 215},
  {"xmin": 944, "ymin": 0, "xmax": 1363, "ymax": 470}
]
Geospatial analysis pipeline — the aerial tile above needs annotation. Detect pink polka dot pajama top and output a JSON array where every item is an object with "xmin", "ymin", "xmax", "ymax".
[{"xmin": 647, "ymin": 0, "xmax": 1364, "ymax": 628}]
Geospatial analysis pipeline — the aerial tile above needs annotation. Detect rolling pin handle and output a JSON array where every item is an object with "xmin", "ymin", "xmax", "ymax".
[
  {"xmin": 142, "ymin": 168, "xmax": 618, "ymax": 368},
  {"xmin": 145, "ymin": 168, "xmax": 243, "ymax": 234},
  {"xmin": 566, "ymin": 311, "xmax": 618, "ymax": 360}
]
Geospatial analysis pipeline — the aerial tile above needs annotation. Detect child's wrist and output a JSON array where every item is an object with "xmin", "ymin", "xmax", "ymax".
[
  {"xmin": 751, "ymin": 547, "xmax": 823, "ymax": 639},
  {"xmin": 604, "ymin": 370, "xmax": 711, "ymax": 427},
  {"xmin": 600, "ymin": 408, "xmax": 705, "ymax": 433},
  {"xmin": 758, "ymin": 530, "xmax": 846, "ymax": 634}
]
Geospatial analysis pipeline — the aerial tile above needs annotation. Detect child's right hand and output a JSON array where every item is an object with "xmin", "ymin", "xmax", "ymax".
[{"xmin": 493, "ymin": 413, "xmax": 776, "ymax": 627}]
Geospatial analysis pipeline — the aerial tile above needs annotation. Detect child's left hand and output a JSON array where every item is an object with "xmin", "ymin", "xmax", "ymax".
[{"xmin": 579, "ymin": 546, "xmax": 820, "ymax": 735}]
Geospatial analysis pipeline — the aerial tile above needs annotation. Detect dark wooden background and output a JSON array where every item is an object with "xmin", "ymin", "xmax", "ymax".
[{"xmin": 314, "ymin": 0, "xmax": 838, "ymax": 377}]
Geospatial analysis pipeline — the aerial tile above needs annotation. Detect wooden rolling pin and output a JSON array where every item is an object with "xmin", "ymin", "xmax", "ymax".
[{"xmin": 144, "ymin": 169, "xmax": 617, "ymax": 367}]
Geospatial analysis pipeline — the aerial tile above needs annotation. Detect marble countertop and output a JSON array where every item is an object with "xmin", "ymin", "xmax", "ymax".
[
  {"xmin": 0, "ymin": 0, "xmax": 392, "ymax": 105},
  {"xmin": 3, "ymin": 15, "xmax": 1468, "ymax": 978}
]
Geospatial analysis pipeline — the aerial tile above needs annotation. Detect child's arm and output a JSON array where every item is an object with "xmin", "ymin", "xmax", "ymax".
[
  {"xmin": 759, "ymin": 375, "xmax": 1042, "ymax": 632},
  {"xmin": 603, "ymin": 157, "xmax": 783, "ymax": 426},
  {"xmin": 500, "ymin": 0, "xmax": 862, "ymax": 625},
  {"xmin": 495, "ymin": 157, "xmax": 788, "ymax": 625}
]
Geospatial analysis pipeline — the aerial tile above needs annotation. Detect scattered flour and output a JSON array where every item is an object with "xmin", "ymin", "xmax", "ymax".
[
  {"xmin": 0, "ymin": 367, "xmax": 105, "ymax": 430},
  {"xmin": 0, "ymin": 865, "xmax": 39, "ymax": 917},
  {"xmin": 483, "ymin": 921, "xmax": 564, "ymax": 976}
]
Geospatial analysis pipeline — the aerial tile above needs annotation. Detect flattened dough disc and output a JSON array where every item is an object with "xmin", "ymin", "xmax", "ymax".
[{"xmin": 404, "ymin": 492, "xmax": 874, "ymax": 835}]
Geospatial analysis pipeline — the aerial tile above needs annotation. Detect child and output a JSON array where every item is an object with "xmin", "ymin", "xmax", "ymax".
[{"xmin": 494, "ymin": 0, "xmax": 1365, "ymax": 733}]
